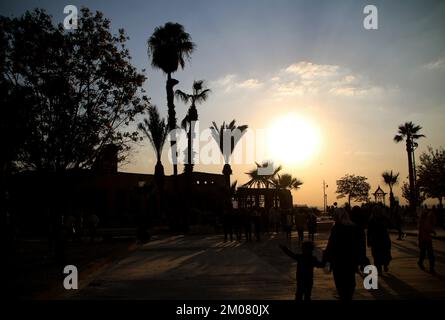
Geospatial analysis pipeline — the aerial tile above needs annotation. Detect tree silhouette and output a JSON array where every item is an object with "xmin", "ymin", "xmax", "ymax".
[
  {"xmin": 210, "ymin": 120, "xmax": 248, "ymax": 187},
  {"xmin": 138, "ymin": 106, "xmax": 168, "ymax": 182},
  {"xmin": 336, "ymin": 174, "xmax": 370, "ymax": 206},
  {"xmin": 417, "ymin": 147, "xmax": 445, "ymax": 207},
  {"xmin": 382, "ymin": 170, "xmax": 399, "ymax": 207},
  {"xmin": 271, "ymin": 173, "xmax": 303, "ymax": 207},
  {"xmin": 148, "ymin": 22, "xmax": 195, "ymax": 176},
  {"xmin": 394, "ymin": 121, "xmax": 425, "ymax": 208},
  {"xmin": 175, "ymin": 80, "xmax": 211, "ymax": 173},
  {"xmin": 1, "ymin": 8, "xmax": 147, "ymax": 172},
  {"xmin": 401, "ymin": 181, "xmax": 424, "ymax": 206}
]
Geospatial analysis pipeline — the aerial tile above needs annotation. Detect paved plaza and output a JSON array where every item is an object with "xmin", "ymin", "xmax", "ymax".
[{"xmin": 72, "ymin": 232, "xmax": 445, "ymax": 300}]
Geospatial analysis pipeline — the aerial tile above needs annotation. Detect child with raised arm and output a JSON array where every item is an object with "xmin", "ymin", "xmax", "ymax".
[{"xmin": 279, "ymin": 241, "xmax": 324, "ymax": 301}]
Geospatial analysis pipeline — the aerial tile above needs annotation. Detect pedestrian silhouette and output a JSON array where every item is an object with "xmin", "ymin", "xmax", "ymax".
[
  {"xmin": 367, "ymin": 206, "xmax": 392, "ymax": 273},
  {"xmin": 307, "ymin": 211, "xmax": 317, "ymax": 241},
  {"xmin": 243, "ymin": 209, "xmax": 252, "ymax": 242},
  {"xmin": 324, "ymin": 208, "xmax": 368, "ymax": 300},
  {"xmin": 418, "ymin": 208, "xmax": 436, "ymax": 273},
  {"xmin": 294, "ymin": 211, "xmax": 306, "ymax": 242},
  {"xmin": 284, "ymin": 210, "xmax": 293, "ymax": 241},
  {"xmin": 223, "ymin": 208, "xmax": 233, "ymax": 242},
  {"xmin": 252, "ymin": 207, "xmax": 261, "ymax": 241},
  {"xmin": 280, "ymin": 241, "xmax": 324, "ymax": 301}
]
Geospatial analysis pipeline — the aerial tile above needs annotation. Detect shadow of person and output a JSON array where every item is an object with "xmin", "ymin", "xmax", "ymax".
[{"xmin": 380, "ymin": 273, "xmax": 427, "ymax": 299}]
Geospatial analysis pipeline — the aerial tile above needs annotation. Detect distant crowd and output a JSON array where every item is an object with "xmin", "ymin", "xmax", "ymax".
[{"xmin": 221, "ymin": 206, "xmax": 318, "ymax": 243}]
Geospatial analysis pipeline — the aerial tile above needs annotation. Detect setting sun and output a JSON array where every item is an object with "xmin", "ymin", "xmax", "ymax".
[{"xmin": 267, "ymin": 114, "xmax": 321, "ymax": 166}]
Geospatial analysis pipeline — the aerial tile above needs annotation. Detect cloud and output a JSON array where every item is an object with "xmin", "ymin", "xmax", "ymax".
[
  {"xmin": 285, "ymin": 61, "xmax": 340, "ymax": 79},
  {"xmin": 329, "ymin": 85, "xmax": 383, "ymax": 97},
  {"xmin": 425, "ymin": 57, "xmax": 445, "ymax": 70},
  {"xmin": 212, "ymin": 60, "xmax": 386, "ymax": 98},
  {"xmin": 210, "ymin": 74, "xmax": 237, "ymax": 93},
  {"xmin": 237, "ymin": 78, "xmax": 262, "ymax": 88},
  {"xmin": 210, "ymin": 75, "xmax": 262, "ymax": 92}
]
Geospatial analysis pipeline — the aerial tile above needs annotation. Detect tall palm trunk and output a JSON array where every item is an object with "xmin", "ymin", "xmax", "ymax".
[
  {"xmin": 222, "ymin": 163, "xmax": 232, "ymax": 188},
  {"xmin": 166, "ymin": 73, "xmax": 178, "ymax": 176},
  {"xmin": 185, "ymin": 105, "xmax": 198, "ymax": 173},
  {"xmin": 389, "ymin": 184, "xmax": 394, "ymax": 208},
  {"xmin": 406, "ymin": 139, "xmax": 416, "ymax": 208}
]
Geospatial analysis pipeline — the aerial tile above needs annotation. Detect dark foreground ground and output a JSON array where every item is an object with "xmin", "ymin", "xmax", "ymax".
[{"xmin": 62, "ymin": 231, "xmax": 445, "ymax": 300}]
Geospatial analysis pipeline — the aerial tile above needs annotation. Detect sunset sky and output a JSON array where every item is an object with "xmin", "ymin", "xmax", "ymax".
[{"xmin": 2, "ymin": 0, "xmax": 445, "ymax": 207}]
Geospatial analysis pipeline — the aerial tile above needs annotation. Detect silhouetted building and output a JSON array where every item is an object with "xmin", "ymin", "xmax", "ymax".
[
  {"xmin": 235, "ymin": 187, "xmax": 293, "ymax": 210},
  {"xmin": 8, "ymin": 165, "xmax": 227, "ymax": 236},
  {"xmin": 373, "ymin": 186, "xmax": 387, "ymax": 205}
]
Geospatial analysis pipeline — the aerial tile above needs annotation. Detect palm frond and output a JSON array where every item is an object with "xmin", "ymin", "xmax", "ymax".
[
  {"xmin": 139, "ymin": 106, "xmax": 168, "ymax": 161},
  {"xmin": 147, "ymin": 22, "xmax": 195, "ymax": 74},
  {"xmin": 393, "ymin": 135, "xmax": 403, "ymax": 143},
  {"xmin": 175, "ymin": 90, "xmax": 191, "ymax": 104}
]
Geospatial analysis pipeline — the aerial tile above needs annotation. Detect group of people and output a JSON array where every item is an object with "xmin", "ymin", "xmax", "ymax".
[
  {"xmin": 280, "ymin": 204, "xmax": 438, "ymax": 301},
  {"xmin": 222, "ymin": 206, "xmax": 318, "ymax": 243},
  {"xmin": 49, "ymin": 210, "xmax": 100, "ymax": 246}
]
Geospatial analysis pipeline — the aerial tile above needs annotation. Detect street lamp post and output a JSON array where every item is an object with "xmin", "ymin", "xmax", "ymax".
[{"xmin": 323, "ymin": 180, "xmax": 328, "ymax": 214}]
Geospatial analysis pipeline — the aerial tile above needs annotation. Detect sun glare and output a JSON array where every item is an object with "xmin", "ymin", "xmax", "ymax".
[{"xmin": 267, "ymin": 114, "xmax": 321, "ymax": 166}]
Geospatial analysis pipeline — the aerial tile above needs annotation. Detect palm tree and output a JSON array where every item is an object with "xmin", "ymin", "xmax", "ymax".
[
  {"xmin": 138, "ymin": 106, "xmax": 168, "ymax": 184},
  {"xmin": 243, "ymin": 161, "xmax": 282, "ymax": 189},
  {"xmin": 394, "ymin": 122, "xmax": 425, "ymax": 207},
  {"xmin": 210, "ymin": 120, "xmax": 248, "ymax": 187},
  {"xmin": 271, "ymin": 173, "xmax": 303, "ymax": 207},
  {"xmin": 148, "ymin": 22, "xmax": 195, "ymax": 176},
  {"xmin": 175, "ymin": 80, "xmax": 211, "ymax": 173},
  {"xmin": 382, "ymin": 170, "xmax": 399, "ymax": 207}
]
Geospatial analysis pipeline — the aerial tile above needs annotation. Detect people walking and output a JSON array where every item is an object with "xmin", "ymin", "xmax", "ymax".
[
  {"xmin": 243, "ymin": 209, "xmax": 252, "ymax": 242},
  {"xmin": 252, "ymin": 207, "xmax": 261, "ymax": 241},
  {"xmin": 367, "ymin": 206, "xmax": 392, "ymax": 273},
  {"xmin": 295, "ymin": 211, "xmax": 306, "ymax": 242},
  {"xmin": 323, "ymin": 208, "xmax": 368, "ymax": 301},
  {"xmin": 418, "ymin": 208, "xmax": 436, "ymax": 273},
  {"xmin": 280, "ymin": 241, "xmax": 324, "ymax": 301},
  {"xmin": 284, "ymin": 210, "xmax": 293, "ymax": 241},
  {"xmin": 307, "ymin": 211, "xmax": 317, "ymax": 241},
  {"xmin": 223, "ymin": 208, "xmax": 234, "ymax": 242},
  {"xmin": 391, "ymin": 201, "xmax": 405, "ymax": 240}
]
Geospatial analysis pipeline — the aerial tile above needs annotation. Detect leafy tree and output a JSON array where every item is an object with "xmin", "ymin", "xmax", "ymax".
[
  {"xmin": 148, "ymin": 22, "xmax": 195, "ymax": 176},
  {"xmin": 336, "ymin": 174, "xmax": 370, "ymax": 206},
  {"xmin": 401, "ymin": 181, "xmax": 424, "ymax": 206},
  {"xmin": 1, "ymin": 8, "xmax": 147, "ymax": 173},
  {"xmin": 394, "ymin": 122, "xmax": 425, "ymax": 207},
  {"xmin": 417, "ymin": 147, "xmax": 445, "ymax": 206}
]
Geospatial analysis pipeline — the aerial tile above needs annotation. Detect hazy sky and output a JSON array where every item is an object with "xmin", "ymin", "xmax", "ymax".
[{"xmin": 2, "ymin": 0, "xmax": 445, "ymax": 207}]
